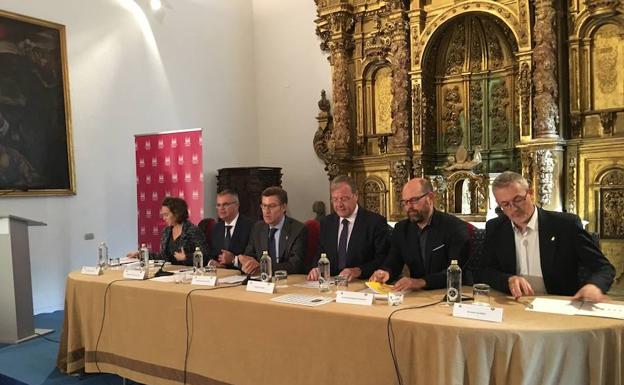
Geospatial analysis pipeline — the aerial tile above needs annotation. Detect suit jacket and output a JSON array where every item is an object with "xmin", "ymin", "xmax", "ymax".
[
  {"xmin": 312, "ymin": 208, "xmax": 389, "ymax": 278},
  {"xmin": 478, "ymin": 207, "xmax": 615, "ymax": 296},
  {"xmin": 381, "ymin": 210, "xmax": 470, "ymax": 289},
  {"xmin": 207, "ymin": 214, "xmax": 255, "ymax": 266},
  {"xmin": 244, "ymin": 216, "xmax": 308, "ymax": 274}
]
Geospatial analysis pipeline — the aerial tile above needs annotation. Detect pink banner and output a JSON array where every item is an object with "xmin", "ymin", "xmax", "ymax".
[{"xmin": 134, "ymin": 129, "xmax": 204, "ymax": 251}]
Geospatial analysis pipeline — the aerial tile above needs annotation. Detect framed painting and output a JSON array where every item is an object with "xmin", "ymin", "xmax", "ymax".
[{"xmin": 0, "ymin": 9, "xmax": 75, "ymax": 196}]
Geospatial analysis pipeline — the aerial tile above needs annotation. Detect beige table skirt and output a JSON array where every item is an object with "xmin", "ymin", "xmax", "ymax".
[{"xmin": 57, "ymin": 270, "xmax": 624, "ymax": 385}]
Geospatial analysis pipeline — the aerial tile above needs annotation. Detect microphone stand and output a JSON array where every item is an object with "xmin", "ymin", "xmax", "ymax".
[{"xmin": 154, "ymin": 259, "xmax": 173, "ymax": 277}]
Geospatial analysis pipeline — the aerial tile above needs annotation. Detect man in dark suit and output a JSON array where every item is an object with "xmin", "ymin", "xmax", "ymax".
[
  {"xmin": 478, "ymin": 171, "xmax": 615, "ymax": 302},
  {"xmin": 207, "ymin": 189, "xmax": 255, "ymax": 268},
  {"xmin": 370, "ymin": 178, "xmax": 470, "ymax": 291},
  {"xmin": 307, "ymin": 175, "xmax": 389, "ymax": 282},
  {"xmin": 239, "ymin": 186, "xmax": 307, "ymax": 275}
]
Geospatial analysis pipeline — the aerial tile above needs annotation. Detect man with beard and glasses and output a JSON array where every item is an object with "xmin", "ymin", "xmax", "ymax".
[{"xmin": 370, "ymin": 178, "xmax": 471, "ymax": 291}]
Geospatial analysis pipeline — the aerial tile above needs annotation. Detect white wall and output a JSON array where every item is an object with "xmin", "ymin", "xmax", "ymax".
[
  {"xmin": 252, "ymin": 0, "xmax": 331, "ymax": 221},
  {"xmin": 0, "ymin": 0, "xmax": 258, "ymax": 313}
]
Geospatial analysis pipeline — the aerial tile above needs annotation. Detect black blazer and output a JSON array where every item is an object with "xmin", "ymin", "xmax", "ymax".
[
  {"xmin": 478, "ymin": 207, "xmax": 615, "ymax": 296},
  {"xmin": 312, "ymin": 207, "xmax": 389, "ymax": 278},
  {"xmin": 244, "ymin": 216, "xmax": 308, "ymax": 274},
  {"xmin": 207, "ymin": 215, "xmax": 255, "ymax": 265},
  {"xmin": 381, "ymin": 210, "xmax": 470, "ymax": 289},
  {"xmin": 157, "ymin": 220, "xmax": 210, "ymax": 266}
]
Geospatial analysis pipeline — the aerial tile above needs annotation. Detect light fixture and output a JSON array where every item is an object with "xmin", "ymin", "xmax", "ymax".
[{"xmin": 150, "ymin": 0, "xmax": 162, "ymax": 11}]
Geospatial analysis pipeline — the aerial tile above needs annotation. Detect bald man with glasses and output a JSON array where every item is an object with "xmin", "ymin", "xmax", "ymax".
[
  {"xmin": 370, "ymin": 178, "xmax": 471, "ymax": 291},
  {"xmin": 478, "ymin": 171, "xmax": 615, "ymax": 302}
]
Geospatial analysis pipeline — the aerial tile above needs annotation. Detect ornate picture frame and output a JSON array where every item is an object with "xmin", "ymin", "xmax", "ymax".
[{"xmin": 0, "ymin": 9, "xmax": 75, "ymax": 196}]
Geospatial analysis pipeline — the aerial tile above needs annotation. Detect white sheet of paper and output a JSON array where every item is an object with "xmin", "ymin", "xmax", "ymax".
[
  {"xmin": 219, "ymin": 275, "xmax": 248, "ymax": 284},
  {"xmin": 271, "ymin": 294, "xmax": 334, "ymax": 307},
  {"xmin": 527, "ymin": 298, "xmax": 624, "ymax": 319},
  {"xmin": 576, "ymin": 301, "xmax": 624, "ymax": 319},
  {"xmin": 527, "ymin": 298, "xmax": 578, "ymax": 315},
  {"xmin": 150, "ymin": 275, "xmax": 176, "ymax": 283}
]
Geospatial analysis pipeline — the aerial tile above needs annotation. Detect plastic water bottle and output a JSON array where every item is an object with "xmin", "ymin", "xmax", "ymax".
[
  {"xmin": 318, "ymin": 252, "xmax": 330, "ymax": 292},
  {"xmin": 446, "ymin": 259, "xmax": 462, "ymax": 305},
  {"xmin": 98, "ymin": 242, "xmax": 108, "ymax": 270},
  {"xmin": 260, "ymin": 250, "xmax": 272, "ymax": 282},
  {"xmin": 193, "ymin": 247, "xmax": 204, "ymax": 273},
  {"xmin": 139, "ymin": 243, "xmax": 149, "ymax": 272}
]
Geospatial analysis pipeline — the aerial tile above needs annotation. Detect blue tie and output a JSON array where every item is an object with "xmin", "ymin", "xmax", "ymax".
[
  {"xmin": 268, "ymin": 227, "xmax": 279, "ymax": 262},
  {"xmin": 338, "ymin": 219, "xmax": 349, "ymax": 270}
]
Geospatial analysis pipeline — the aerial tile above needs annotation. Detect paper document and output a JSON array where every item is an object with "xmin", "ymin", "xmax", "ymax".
[
  {"xmin": 528, "ymin": 298, "xmax": 624, "ymax": 319},
  {"xmin": 219, "ymin": 275, "xmax": 247, "ymax": 284},
  {"xmin": 271, "ymin": 294, "xmax": 334, "ymax": 307},
  {"xmin": 151, "ymin": 275, "xmax": 176, "ymax": 283}
]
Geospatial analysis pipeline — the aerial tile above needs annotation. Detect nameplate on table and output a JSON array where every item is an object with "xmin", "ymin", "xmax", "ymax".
[
  {"xmin": 452, "ymin": 303, "xmax": 503, "ymax": 323},
  {"xmin": 80, "ymin": 266, "xmax": 102, "ymax": 276},
  {"xmin": 191, "ymin": 275, "xmax": 217, "ymax": 286},
  {"xmin": 336, "ymin": 290, "xmax": 374, "ymax": 306},
  {"xmin": 123, "ymin": 269, "xmax": 147, "ymax": 280},
  {"xmin": 246, "ymin": 280, "xmax": 274, "ymax": 294}
]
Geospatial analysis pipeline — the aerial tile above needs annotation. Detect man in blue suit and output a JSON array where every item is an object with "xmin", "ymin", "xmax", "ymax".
[
  {"xmin": 207, "ymin": 189, "xmax": 254, "ymax": 268},
  {"xmin": 307, "ymin": 175, "xmax": 389, "ymax": 282}
]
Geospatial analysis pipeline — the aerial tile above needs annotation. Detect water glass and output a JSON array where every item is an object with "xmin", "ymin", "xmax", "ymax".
[
  {"xmin": 273, "ymin": 270, "xmax": 288, "ymax": 288},
  {"xmin": 334, "ymin": 275, "xmax": 349, "ymax": 291},
  {"xmin": 472, "ymin": 283, "xmax": 490, "ymax": 306},
  {"xmin": 205, "ymin": 265, "xmax": 217, "ymax": 279}
]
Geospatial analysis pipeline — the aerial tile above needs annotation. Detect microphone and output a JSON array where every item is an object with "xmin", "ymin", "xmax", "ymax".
[{"xmin": 154, "ymin": 260, "xmax": 173, "ymax": 277}]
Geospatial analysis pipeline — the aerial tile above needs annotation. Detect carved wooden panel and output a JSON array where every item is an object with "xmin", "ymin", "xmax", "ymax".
[{"xmin": 592, "ymin": 24, "xmax": 624, "ymax": 110}]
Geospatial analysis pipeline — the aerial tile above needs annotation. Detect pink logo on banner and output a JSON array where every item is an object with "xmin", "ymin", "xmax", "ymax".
[{"xmin": 135, "ymin": 130, "xmax": 204, "ymax": 251}]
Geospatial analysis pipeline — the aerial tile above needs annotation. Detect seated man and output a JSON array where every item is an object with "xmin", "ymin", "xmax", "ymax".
[
  {"xmin": 307, "ymin": 175, "xmax": 389, "ymax": 282},
  {"xmin": 370, "ymin": 178, "xmax": 470, "ymax": 291},
  {"xmin": 207, "ymin": 189, "xmax": 255, "ymax": 268},
  {"xmin": 478, "ymin": 171, "xmax": 615, "ymax": 302},
  {"xmin": 239, "ymin": 186, "xmax": 307, "ymax": 275}
]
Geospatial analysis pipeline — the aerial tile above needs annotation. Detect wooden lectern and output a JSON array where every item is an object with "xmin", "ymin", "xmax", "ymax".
[{"xmin": 0, "ymin": 215, "xmax": 46, "ymax": 344}]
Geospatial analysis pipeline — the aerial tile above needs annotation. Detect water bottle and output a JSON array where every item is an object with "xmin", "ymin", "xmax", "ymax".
[
  {"xmin": 446, "ymin": 259, "xmax": 462, "ymax": 305},
  {"xmin": 193, "ymin": 247, "xmax": 204, "ymax": 273},
  {"xmin": 260, "ymin": 250, "xmax": 272, "ymax": 282},
  {"xmin": 318, "ymin": 252, "xmax": 330, "ymax": 293},
  {"xmin": 98, "ymin": 242, "xmax": 108, "ymax": 270},
  {"xmin": 139, "ymin": 243, "xmax": 149, "ymax": 272}
]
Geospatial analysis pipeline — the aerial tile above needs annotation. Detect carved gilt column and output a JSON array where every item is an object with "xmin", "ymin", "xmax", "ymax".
[
  {"xmin": 321, "ymin": 12, "xmax": 355, "ymax": 157},
  {"xmin": 388, "ymin": 7, "xmax": 411, "ymax": 152}
]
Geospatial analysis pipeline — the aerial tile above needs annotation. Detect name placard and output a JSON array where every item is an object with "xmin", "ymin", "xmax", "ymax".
[
  {"xmin": 123, "ymin": 269, "xmax": 147, "ymax": 280},
  {"xmin": 452, "ymin": 303, "xmax": 503, "ymax": 323},
  {"xmin": 246, "ymin": 280, "xmax": 274, "ymax": 294},
  {"xmin": 191, "ymin": 275, "xmax": 217, "ymax": 286},
  {"xmin": 80, "ymin": 266, "xmax": 102, "ymax": 276},
  {"xmin": 336, "ymin": 290, "xmax": 374, "ymax": 306}
]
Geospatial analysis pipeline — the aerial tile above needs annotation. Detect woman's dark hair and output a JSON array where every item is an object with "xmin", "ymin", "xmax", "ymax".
[{"xmin": 162, "ymin": 196, "xmax": 189, "ymax": 223}]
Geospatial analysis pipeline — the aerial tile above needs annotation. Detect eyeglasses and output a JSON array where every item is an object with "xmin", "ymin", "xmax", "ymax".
[
  {"xmin": 399, "ymin": 192, "xmax": 429, "ymax": 207},
  {"xmin": 260, "ymin": 203, "xmax": 282, "ymax": 211},
  {"xmin": 216, "ymin": 201, "xmax": 238, "ymax": 209},
  {"xmin": 498, "ymin": 192, "xmax": 529, "ymax": 211},
  {"xmin": 331, "ymin": 196, "xmax": 355, "ymax": 204}
]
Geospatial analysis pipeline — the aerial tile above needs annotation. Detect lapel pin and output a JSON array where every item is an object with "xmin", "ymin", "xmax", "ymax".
[{"xmin": 551, "ymin": 236, "xmax": 555, "ymax": 241}]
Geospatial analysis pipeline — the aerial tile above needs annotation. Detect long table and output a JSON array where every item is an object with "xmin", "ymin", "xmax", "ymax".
[{"xmin": 57, "ymin": 269, "xmax": 624, "ymax": 385}]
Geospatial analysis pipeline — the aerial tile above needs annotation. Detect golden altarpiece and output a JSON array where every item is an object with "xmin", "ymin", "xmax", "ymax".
[{"xmin": 312, "ymin": 0, "xmax": 624, "ymax": 290}]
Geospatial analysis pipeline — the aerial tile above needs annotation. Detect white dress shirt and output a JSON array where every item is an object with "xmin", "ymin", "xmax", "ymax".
[{"xmin": 512, "ymin": 207, "xmax": 546, "ymax": 295}]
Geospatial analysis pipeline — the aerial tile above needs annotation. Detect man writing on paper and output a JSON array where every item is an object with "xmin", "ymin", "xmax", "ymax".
[
  {"xmin": 478, "ymin": 171, "xmax": 615, "ymax": 302},
  {"xmin": 307, "ymin": 175, "xmax": 389, "ymax": 282},
  {"xmin": 370, "ymin": 178, "xmax": 470, "ymax": 291},
  {"xmin": 239, "ymin": 186, "xmax": 307, "ymax": 275},
  {"xmin": 207, "ymin": 189, "xmax": 255, "ymax": 268}
]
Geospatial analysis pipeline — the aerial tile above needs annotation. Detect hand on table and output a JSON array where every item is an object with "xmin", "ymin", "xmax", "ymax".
[
  {"xmin": 393, "ymin": 277, "xmax": 426, "ymax": 292},
  {"xmin": 338, "ymin": 267, "xmax": 361, "ymax": 282},
  {"xmin": 508, "ymin": 276, "xmax": 534, "ymax": 299},
  {"xmin": 572, "ymin": 283, "xmax": 607, "ymax": 303},
  {"xmin": 239, "ymin": 255, "xmax": 260, "ymax": 275}
]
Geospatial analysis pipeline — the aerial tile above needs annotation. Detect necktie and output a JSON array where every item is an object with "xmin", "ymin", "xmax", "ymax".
[
  {"xmin": 338, "ymin": 218, "xmax": 349, "ymax": 270},
  {"xmin": 268, "ymin": 227, "xmax": 279, "ymax": 262},
  {"xmin": 224, "ymin": 225, "xmax": 232, "ymax": 250}
]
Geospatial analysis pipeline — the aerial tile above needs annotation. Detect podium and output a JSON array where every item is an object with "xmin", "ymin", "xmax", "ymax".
[{"xmin": 0, "ymin": 215, "xmax": 46, "ymax": 343}]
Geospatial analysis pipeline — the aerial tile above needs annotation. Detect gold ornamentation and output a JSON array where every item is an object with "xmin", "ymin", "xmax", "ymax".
[
  {"xmin": 600, "ymin": 111, "xmax": 615, "ymax": 136},
  {"xmin": 412, "ymin": 83, "xmax": 422, "ymax": 145},
  {"xmin": 374, "ymin": 67, "xmax": 393, "ymax": 134},
  {"xmin": 532, "ymin": 0, "xmax": 559, "ymax": 138},
  {"xmin": 490, "ymin": 81, "xmax": 510, "ymax": 146},
  {"xmin": 536, "ymin": 149, "xmax": 555, "ymax": 207},
  {"xmin": 389, "ymin": 15, "xmax": 411, "ymax": 151},
  {"xmin": 445, "ymin": 21, "xmax": 465, "ymax": 75},
  {"xmin": 518, "ymin": 62, "xmax": 531, "ymax": 136},
  {"xmin": 568, "ymin": 155, "xmax": 577, "ymax": 213},
  {"xmin": 363, "ymin": 178, "xmax": 385, "ymax": 215},
  {"xmin": 595, "ymin": 24, "xmax": 619, "ymax": 95},
  {"xmin": 443, "ymin": 86, "xmax": 464, "ymax": 147},
  {"xmin": 469, "ymin": 81, "xmax": 483, "ymax": 146}
]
